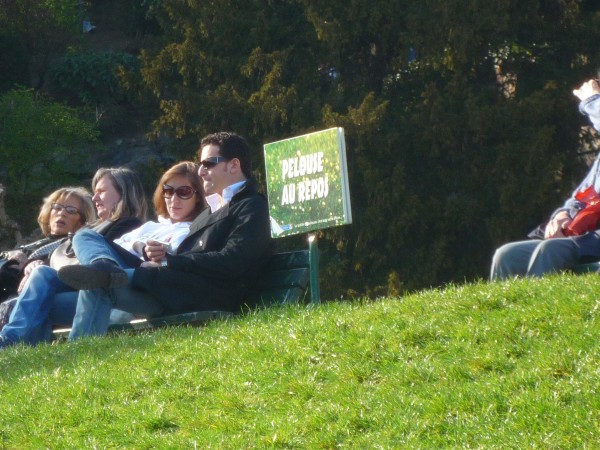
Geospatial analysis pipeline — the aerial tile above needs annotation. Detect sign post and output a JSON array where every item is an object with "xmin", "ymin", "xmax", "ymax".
[{"xmin": 307, "ymin": 234, "xmax": 320, "ymax": 303}]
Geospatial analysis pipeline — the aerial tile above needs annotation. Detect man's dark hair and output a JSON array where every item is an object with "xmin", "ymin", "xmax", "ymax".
[{"xmin": 199, "ymin": 131, "xmax": 252, "ymax": 178}]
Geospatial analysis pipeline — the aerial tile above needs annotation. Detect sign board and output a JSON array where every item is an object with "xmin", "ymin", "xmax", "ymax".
[{"xmin": 263, "ymin": 127, "xmax": 352, "ymax": 238}]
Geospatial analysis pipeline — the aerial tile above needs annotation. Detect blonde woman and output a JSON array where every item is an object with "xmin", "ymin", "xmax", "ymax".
[
  {"xmin": 0, "ymin": 186, "xmax": 96, "ymax": 300},
  {"xmin": 0, "ymin": 167, "xmax": 147, "ymax": 346}
]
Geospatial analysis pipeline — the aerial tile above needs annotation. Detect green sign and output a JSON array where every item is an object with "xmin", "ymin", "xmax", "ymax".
[{"xmin": 263, "ymin": 127, "xmax": 352, "ymax": 238}]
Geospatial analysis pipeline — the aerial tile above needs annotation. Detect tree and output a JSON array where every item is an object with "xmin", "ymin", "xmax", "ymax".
[
  {"xmin": 137, "ymin": 0, "xmax": 600, "ymax": 297},
  {"xmin": 139, "ymin": 1, "xmax": 323, "ymax": 144},
  {"xmin": 0, "ymin": 89, "xmax": 102, "ymax": 233},
  {"xmin": 0, "ymin": 32, "xmax": 29, "ymax": 93},
  {"xmin": 0, "ymin": 0, "xmax": 83, "ymax": 89}
]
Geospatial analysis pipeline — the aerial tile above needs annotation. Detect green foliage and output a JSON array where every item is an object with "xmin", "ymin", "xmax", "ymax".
[
  {"xmin": 0, "ymin": 0, "xmax": 84, "ymax": 88},
  {"xmin": 0, "ymin": 89, "xmax": 102, "ymax": 233},
  {"xmin": 140, "ymin": 0, "xmax": 322, "ymax": 140},
  {"xmin": 71, "ymin": 0, "xmax": 600, "ymax": 297},
  {"xmin": 49, "ymin": 51, "xmax": 140, "ymax": 105},
  {"xmin": 3, "ymin": 0, "xmax": 600, "ymax": 299},
  {"xmin": 0, "ymin": 0, "xmax": 82, "ymax": 37},
  {"xmin": 0, "ymin": 33, "xmax": 29, "ymax": 93},
  {"xmin": 1, "ymin": 275, "xmax": 600, "ymax": 447},
  {"xmin": 88, "ymin": 0, "xmax": 162, "ymax": 38}
]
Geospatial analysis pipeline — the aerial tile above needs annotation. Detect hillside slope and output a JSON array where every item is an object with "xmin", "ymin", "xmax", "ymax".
[{"xmin": 1, "ymin": 274, "xmax": 599, "ymax": 447}]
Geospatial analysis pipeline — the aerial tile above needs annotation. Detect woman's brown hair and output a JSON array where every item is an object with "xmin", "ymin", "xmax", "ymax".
[{"xmin": 153, "ymin": 161, "xmax": 204, "ymax": 220}]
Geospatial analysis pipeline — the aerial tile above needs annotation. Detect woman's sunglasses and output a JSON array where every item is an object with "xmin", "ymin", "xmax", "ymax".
[
  {"xmin": 51, "ymin": 203, "xmax": 80, "ymax": 215},
  {"xmin": 162, "ymin": 185, "xmax": 197, "ymax": 200}
]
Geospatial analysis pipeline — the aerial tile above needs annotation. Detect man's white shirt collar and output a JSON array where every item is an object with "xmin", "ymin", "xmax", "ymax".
[{"xmin": 205, "ymin": 180, "xmax": 247, "ymax": 213}]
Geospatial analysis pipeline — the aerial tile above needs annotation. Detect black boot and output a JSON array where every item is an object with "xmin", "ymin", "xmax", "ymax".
[{"xmin": 58, "ymin": 259, "xmax": 128, "ymax": 290}]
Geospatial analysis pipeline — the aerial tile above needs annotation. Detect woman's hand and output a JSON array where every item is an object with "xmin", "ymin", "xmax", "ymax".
[
  {"xmin": 132, "ymin": 241, "xmax": 146, "ymax": 256},
  {"xmin": 5, "ymin": 250, "xmax": 28, "ymax": 272},
  {"xmin": 144, "ymin": 240, "xmax": 167, "ymax": 263},
  {"xmin": 17, "ymin": 259, "xmax": 44, "ymax": 293},
  {"xmin": 140, "ymin": 261, "xmax": 161, "ymax": 268},
  {"xmin": 544, "ymin": 211, "xmax": 572, "ymax": 239}
]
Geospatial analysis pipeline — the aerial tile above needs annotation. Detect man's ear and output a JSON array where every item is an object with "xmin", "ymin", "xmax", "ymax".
[{"xmin": 228, "ymin": 158, "xmax": 241, "ymax": 174}]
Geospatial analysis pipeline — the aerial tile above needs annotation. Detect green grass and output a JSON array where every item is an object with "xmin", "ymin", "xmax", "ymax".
[{"xmin": 2, "ymin": 274, "xmax": 600, "ymax": 448}]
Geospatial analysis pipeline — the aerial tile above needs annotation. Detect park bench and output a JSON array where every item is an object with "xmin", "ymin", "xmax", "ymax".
[
  {"xmin": 572, "ymin": 261, "xmax": 600, "ymax": 274},
  {"xmin": 52, "ymin": 248, "xmax": 318, "ymax": 340}
]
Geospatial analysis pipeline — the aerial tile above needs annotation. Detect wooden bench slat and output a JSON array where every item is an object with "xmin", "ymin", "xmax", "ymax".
[{"xmin": 107, "ymin": 310, "xmax": 234, "ymax": 332}]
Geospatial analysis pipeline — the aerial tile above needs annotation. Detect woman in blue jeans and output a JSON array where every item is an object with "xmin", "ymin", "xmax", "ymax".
[
  {"xmin": 60, "ymin": 161, "xmax": 206, "ymax": 338},
  {"xmin": 0, "ymin": 167, "xmax": 148, "ymax": 348}
]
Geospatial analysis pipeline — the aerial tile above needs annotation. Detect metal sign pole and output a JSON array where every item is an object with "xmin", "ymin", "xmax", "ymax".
[{"xmin": 308, "ymin": 234, "xmax": 321, "ymax": 304}]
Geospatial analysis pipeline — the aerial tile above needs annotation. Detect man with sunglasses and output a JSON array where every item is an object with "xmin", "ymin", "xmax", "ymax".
[{"xmin": 60, "ymin": 132, "xmax": 272, "ymax": 339}]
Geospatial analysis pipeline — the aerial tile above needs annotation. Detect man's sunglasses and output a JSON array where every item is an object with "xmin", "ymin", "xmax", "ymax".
[
  {"xmin": 162, "ymin": 185, "xmax": 197, "ymax": 200},
  {"xmin": 199, "ymin": 156, "xmax": 229, "ymax": 169},
  {"xmin": 51, "ymin": 203, "xmax": 80, "ymax": 215}
]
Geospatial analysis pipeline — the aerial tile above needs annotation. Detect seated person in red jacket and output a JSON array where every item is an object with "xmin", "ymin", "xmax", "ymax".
[{"xmin": 491, "ymin": 77, "xmax": 600, "ymax": 279}]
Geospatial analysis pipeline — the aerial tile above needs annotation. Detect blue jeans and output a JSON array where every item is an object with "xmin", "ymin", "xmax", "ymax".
[
  {"xmin": 0, "ymin": 265, "xmax": 77, "ymax": 345},
  {"xmin": 68, "ymin": 229, "xmax": 164, "ymax": 340},
  {"xmin": 490, "ymin": 237, "xmax": 579, "ymax": 280}
]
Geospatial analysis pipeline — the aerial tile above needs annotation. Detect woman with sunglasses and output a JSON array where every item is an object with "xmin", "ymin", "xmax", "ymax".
[
  {"xmin": 0, "ymin": 167, "xmax": 148, "ymax": 346},
  {"xmin": 0, "ymin": 162, "xmax": 202, "ymax": 349},
  {"xmin": 85, "ymin": 161, "xmax": 203, "ymax": 267},
  {"xmin": 0, "ymin": 186, "xmax": 96, "ymax": 301}
]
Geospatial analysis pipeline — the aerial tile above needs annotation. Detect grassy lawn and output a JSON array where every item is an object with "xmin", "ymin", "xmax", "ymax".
[{"xmin": 1, "ymin": 273, "xmax": 600, "ymax": 448}]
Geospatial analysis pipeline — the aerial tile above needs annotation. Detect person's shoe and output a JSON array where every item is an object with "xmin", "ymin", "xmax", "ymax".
[{"xmin": 58, "ymin": 261, "xmax": 128, "ymax": 290}]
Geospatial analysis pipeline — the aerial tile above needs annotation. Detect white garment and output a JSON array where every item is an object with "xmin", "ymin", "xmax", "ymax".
[
  {"xmin": 113, "ymin": 216, "xmax": 191, "ymax": 259},
  {"xmin": 205, "ymin": 180, "xmax": 247, "ymax": 213}
]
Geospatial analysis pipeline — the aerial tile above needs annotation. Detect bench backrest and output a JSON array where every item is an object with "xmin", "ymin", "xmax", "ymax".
[{"xmin": 247, "ymin": 249, "xmax": 310, "ymax": 307}]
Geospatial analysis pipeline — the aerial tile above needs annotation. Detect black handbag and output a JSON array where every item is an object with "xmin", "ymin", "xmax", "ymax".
[
  {"xmin": 0, "ymin": 258, "xmax": 20, "ymax": 302},
  {"xmin": 0, "ymin": 296, "xmax": 17, "ymax": 330}
]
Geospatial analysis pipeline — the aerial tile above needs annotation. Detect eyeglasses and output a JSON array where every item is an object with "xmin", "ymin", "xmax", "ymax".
[
  {"xmin": 199, "ymin": 156, "xmax": 229, "ymax": 169},
  {"xmin": 51, "ymin": 203, "xmax": 80, "ymax": 215},
  {"xmin": 162, "ymin": 185, "xmax": 197, "ymax": 200}
]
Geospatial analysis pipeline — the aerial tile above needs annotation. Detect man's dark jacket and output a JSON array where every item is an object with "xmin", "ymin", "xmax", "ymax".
[{"xmin": 131, "ymin": 180, "xmax": 272, "ymax": 314}]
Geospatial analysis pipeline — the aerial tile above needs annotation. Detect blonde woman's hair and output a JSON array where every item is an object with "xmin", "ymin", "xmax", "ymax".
[
  {"xmin": 153, "ymin": 161, "xmax": 204, "ymax": 220},
  {"xmin": 37, "ymin": 187, "xmax": 97, "ymax": 236},
  {"xmin": 92, "ymin": 167, "xmax": 148, "ymax": 222}
]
